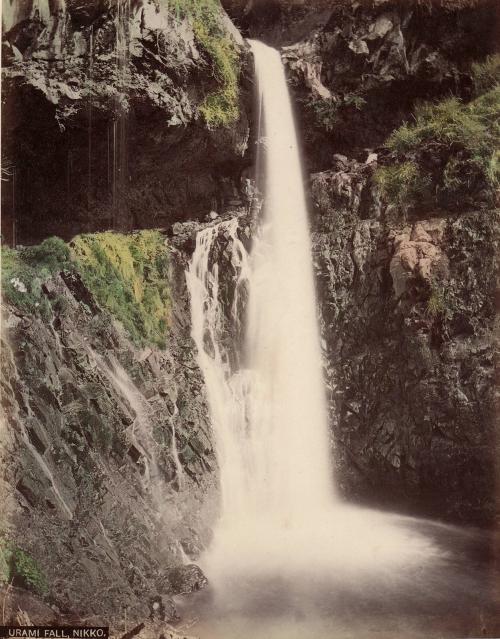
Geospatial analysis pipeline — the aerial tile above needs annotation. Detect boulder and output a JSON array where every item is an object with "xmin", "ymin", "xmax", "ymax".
[{"xmin": 168, "ymin": 564, "xmax": 208, "ymax": 595}]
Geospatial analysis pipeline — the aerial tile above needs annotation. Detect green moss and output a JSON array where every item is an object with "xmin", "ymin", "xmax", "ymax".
[
  {"xmin": 71, "ymin": 231, "xmax": 170, "ymax": 349},
  {"xmin": 0, "ymin": 541, "xmax": 48, "ymax": 596},
  {"xmin": 2, "ymin": 232, "xmax": 170, "ymax": 349},
  {"xmin": 374, "ymin": 161, "xmax": 430, "ymax": 205},
  {"xmin": 309, "ymin": 98, "xmax": 340, "ymax": 132},
  {"xmin": 375, "ymin": 86, "xmax": 500, "ymax": 208},
  {"xmin": 426, "ymin": 289, "xmax": 446, "ymax": 317},
  {"xmin": 171, "ymin": 0, "xmax": 240, "ymax": 127},
  {"xmin": 1, "ymin": 237, "xmax": 71, "ymax": 317},
  {"xmin": 472, "ymin": 54, "xmax": 500, "ymax": 95}
]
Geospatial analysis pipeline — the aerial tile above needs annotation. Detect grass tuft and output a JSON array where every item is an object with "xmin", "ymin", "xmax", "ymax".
[
  {"xmin": 374, "ymin": 161, "xmax": 430, "ymax": 205},
  {"xmin": 471, "ymin": 54, "xmax": 500, "ymax": 95},
  {"xmin": 309, "ymin": 92, "xmax": 367, "ymax": 132},
  {"xmin": 1, "ymin": 237, "xmax": 71, "ymax": 318},
  {"xmin": 0, "ymin": 541, "xmax": 48, "ymax": 596},
  {"xmin": 426, "ymin": 288, "xmax": 447, "ymax": 317},
  {"xmin": 375, "ymin": 85, "xmax": 500, "ymax": 209},
  {"xmin": 70, "ymin": 231, "xmax": 170, "ymax": 349},
  {"xmin": 170, "ymin": 0, "xmax": 240, "ymax": 127}
]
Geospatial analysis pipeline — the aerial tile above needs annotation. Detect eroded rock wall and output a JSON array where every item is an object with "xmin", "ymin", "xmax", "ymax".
[
  {"xmin": 280, "ymin": 0, "xmax": 497, "ymax": 168},
  {"xmin": 0, "ymin": 240, "xmax": 217, "ymax": 624},
  {"xmin": 1, "ymin": 0, "xmax": 252, "ymax": 244},
  {"xmin": 311, "ymin": 157, "xmax": 498, "ymax": 524}
]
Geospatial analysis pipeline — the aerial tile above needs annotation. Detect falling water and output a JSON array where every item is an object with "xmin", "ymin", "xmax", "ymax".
[
  {"xmin": 186, "ymin": 41, "xmax": 445, "ymax": 599},
  {"xmin": 83, "ymin": 348, "xmax": 163, "ymax": 496},
  {"xmin": 112, "ymin": 0, "xmax": 130, "ymax": 230},
  {"xmin": 244, "ymin": 39, "xmax": 334, "ymax": 518}
]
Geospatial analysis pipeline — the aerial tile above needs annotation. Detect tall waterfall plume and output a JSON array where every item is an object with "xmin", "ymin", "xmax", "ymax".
[{"xmin": 187, "ymin": 40, "xmax": 438, "ymax": 589}]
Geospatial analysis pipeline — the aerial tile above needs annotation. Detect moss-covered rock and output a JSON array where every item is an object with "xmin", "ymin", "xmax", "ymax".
[
  {"xmin": 172, "ymin": 0, "xmax": 242, "ymax": 127},
  {"xmin": 0, "ymin": 541, "xmax": 48, "ymax": 596},
  {"xmin": 375, "ymin": 77, "xmax": 500, "ymax": 212},
  {"xmin": 2, "ymin": 231, "xmax": 171, "ymax": 349},
  {"xmin": 71, "ymin": 231, "xmax": 170, "ymax": 348}
]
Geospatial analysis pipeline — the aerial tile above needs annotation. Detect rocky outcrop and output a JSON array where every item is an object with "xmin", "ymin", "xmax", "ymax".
[
  {"xmin": 0, "ymin": 585, "xmax": 197, "ymax": 639},
  {"xmin": 1, "ymin": 0, "xmax": 251, "ymax": 244},
  {"xmin": 279, "ymin": 0, "xmax": 497, "ymax": 169},
  {"xmin": 311, "ymin": 157, "xmax": 498, "ymax": 524},
  {"xmin": 0, "ymin": 237, "xmax": 216, "ymax": 624},
  {"xmin": 390, "ymin": 221, "xmax": 449, "ymax": 298}
]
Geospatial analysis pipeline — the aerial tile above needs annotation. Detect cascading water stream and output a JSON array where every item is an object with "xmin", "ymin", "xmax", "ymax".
[{"xmin": 186, "ymin": 40, "xmax": 444, "ymax": 604}]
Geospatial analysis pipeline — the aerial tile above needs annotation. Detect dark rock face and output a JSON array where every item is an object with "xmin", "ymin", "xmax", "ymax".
[
  {"xmin": 0, "ymin": 240, "xmax": 217, "ymax": 623},
  {"xmin": 280, "ymin": 1, "xmax": 497, "ymax": 169},
  {"xmin": 1, "ymin": 0, "xmax": 251, "ymax": 244},
  {"xmin": 310, "ymin": 158, "xmax": 498, "ymax": 524},
  {"xmin": 167, "ymin": 564, "xmax": 208, "ymax": 595}
]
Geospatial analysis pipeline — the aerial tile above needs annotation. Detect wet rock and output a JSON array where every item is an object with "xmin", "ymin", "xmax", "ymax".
[
  {"xmin": 0, "ymin": 243, "xmax": 218, "ymax": 624},
  {"xmin": 348, "ymin": 39, "xmax": 369, "ymax": 56},
  {"xmin": 2, "ymin": 0, "xmax": 252, "ymax": 241},
  {"xmin": 311, "ymin": 158, "xmax": 498, "ymax": 525},
  {"xmin": 367, "ymin": 15, "xmax": 394, "ymax": 40},
  {"xmin": 168, "ymin": 564, "xmax": 208, "ymax": 595},
  {"xmin": 148, "ymin": 596, "xmax": 179, "ymax": 624}
]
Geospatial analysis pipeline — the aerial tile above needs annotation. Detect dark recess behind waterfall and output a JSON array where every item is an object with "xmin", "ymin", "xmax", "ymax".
[
  {"xmin": 2, "ymin": 0, "xmax": 497, "ymax": 246},
  {"xmin": 0, "ymin": 16, "xmax": 256, "ymax": 248},
  {"xmin": 1, "ymin": 91, "xmax": 255, "ymax": 246}
]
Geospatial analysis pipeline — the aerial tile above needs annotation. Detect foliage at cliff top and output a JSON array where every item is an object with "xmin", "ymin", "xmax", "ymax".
[
  {"xmin": 1, "ymin": 232, "xmax": 171, "ymax": 349},
  {"xmin": 71, "ymin": 231, "xmax": 170, "ymax": 349},
  {"xmin": 472, "ymin": 54, "xmax": 500, "ymax": 95},
  {"xmin": 171, "ymin": 0, "xmax": 240, "ymax": 127},
  {"xmin": 1, "ymin": 237, "xmax": 71, "ymax": 319},
  {"xmin": 0, "ymin": 540, "xmax": 48, "ymax": 596},
  {"xmin": 375, "ymin": 56, "xmax": 500, "ymax": 211}
]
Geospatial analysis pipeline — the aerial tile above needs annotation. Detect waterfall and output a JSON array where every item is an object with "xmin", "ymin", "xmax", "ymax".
[
  {"xmin": 186, "ymin": 218, "xmax": 252, "ymax": 521},
  {"xmin": 245, "ymin": 40, "xmax": 334, "ymax": 515},
  {"xmin": 187, "ymin": 38, "xmax": 332, "ymax": 539},
  {"xmin": 187, "ymin": 41, "xmax": 439, "ymax": 591}
]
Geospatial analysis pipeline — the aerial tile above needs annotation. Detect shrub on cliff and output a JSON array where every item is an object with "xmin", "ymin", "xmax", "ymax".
[
  {"xmin": 171, "ymin": 0, "xmax": 240, "ymax": 127},
  {"xmin": 0, "ymin": 541, "xmax": 48, "ymax": 596},
  {"xmin": 1, "ymin": 232, "xmax": 171, "ymax": 349},
  {"xmin": 373, "ymin": 161, "xmax": 431, "ymax": 206},
  {"xmin": 472, "ymin": 54, "xmax": 500, "ymax": 95},
  {"xmin": 71, "ymin": 231, "xmax": 170, "ymax": 349},
  {"xmin": 1, "ymin": 237, "xmax": 71, "ymax": 317},
  {"xmin": 308, "ymin": 93, "xmax": 367, "ymax": 133},
  {"xmin": 375, "ymin": 73, "xmax": 499, "ymax": 211}
]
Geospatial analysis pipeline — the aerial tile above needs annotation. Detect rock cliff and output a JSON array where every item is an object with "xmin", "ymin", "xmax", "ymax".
[
  {"xmin": 311, "ymin": 157, "xmax": 498, "ymax": 523},
  {"xmin": 1, "ymin": 0, "xmax": 498, "ymax": 627},
  {"xmin": 0, "ymin": 233, "xmax": 217, "ymax": 625},
  {"xmin": 2, "ymin": 0, "xmax": 252, "ymax": 244}
]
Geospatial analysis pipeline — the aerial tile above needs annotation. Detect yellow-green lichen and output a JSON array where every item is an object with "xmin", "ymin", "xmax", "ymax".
[
  {"xmin": 171, "ymin": 0, "xmax": 241, "ymax": 127},
  {"xmin": 71, "ymin": 231, "xmax": 171, "ymax": 349}
]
